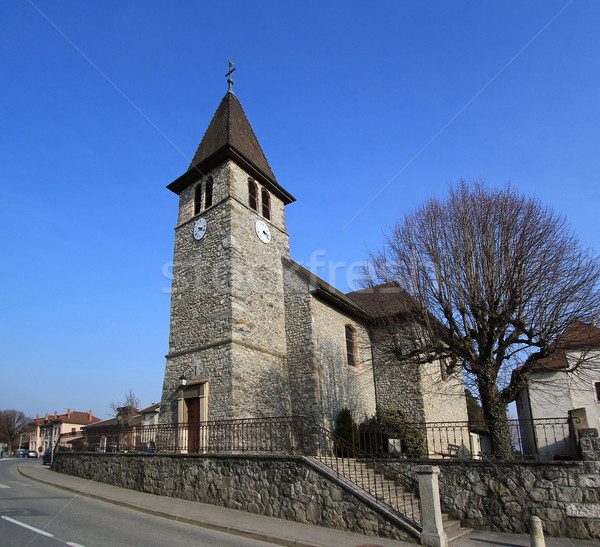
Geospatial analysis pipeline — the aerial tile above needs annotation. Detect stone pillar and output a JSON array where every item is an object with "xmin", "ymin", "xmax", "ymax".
[
  {"xmin": 416, "ymin": 465, "xmax": 448, "ymax": 547},
  {"xmin": 528, "ymin": 515, "xmax": 545, "ymax": 547},
  {"xmin": 568, "ymin": 408, "xmax": 589, "ymax": 458}
]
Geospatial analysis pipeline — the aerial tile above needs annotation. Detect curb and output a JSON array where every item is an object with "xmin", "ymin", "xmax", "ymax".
[{"xmin": 17, "ymin": 465, "xmax": 324, "ymax": 547}]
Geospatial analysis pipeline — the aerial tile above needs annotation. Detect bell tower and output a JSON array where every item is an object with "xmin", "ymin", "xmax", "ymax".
[{"xmin": 159, "ymin": 81, "xmax": 296, "ymax": 424}]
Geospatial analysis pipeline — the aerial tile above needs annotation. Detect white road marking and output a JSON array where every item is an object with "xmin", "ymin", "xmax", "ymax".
[
  {"xmin": 1, "ymin": 515, "xmax": 53, "ymax": 536},
  {"xmin": 0, "ymin": 484, "xmax": 10, "ymax": 488},
  {"xmin": 1, "ymin": 515, "xmax": 87, "ymax": 546},
  {"xmin": 8, "ymin": 480, "xmax": 41, "ymax": 488}
]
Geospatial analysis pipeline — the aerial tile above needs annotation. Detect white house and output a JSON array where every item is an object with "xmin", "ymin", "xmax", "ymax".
[{"xmin": 516, "ymin": 322, "xmax": 600, "ymax": 459}]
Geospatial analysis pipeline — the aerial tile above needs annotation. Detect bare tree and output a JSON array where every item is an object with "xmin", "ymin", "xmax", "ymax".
[
  {"xmin": 0, "ymin": 409, "xmax": 33, "ymax": 454},
  {"xmin": 109, "ymin": 389, "xmax": 140, "ymax": 426},
  {"xmin": 368, "ymin": 181, "xmax": 600, "ymax": 458}
]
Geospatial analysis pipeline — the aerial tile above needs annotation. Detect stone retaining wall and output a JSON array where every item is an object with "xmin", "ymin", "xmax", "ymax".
[
  {"xmin": 53, "ymin": 453, "xmax": 417, "ymax": 542},
  {"xmin": 389, "ymin": 459, "xmax": 599, "ymax": 540}
]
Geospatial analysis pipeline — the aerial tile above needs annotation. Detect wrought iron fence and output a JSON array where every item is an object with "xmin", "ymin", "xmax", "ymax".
[
  {"xmin": 56, "ymin": 415, "xmax": 580, "ymax": 463},
  {"xmin": 53, "ymin": 415, "xmax": 580, "ymax": 529},
  {"xmin": 346, "ymin": 416, "xmax": 579, "ymax": 461},
  {"xmin": 57, "ymin": 416, "xmax": 422, "ymax": 526}
]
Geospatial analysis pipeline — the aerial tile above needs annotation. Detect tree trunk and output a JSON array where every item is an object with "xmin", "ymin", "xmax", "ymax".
[{"xmin": 477, "ymin": 374, "xmax": 514, "ymax": 460}]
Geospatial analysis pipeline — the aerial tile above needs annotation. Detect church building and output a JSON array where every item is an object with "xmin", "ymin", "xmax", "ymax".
[{"xmin": 159, "ymin": 84, "xmax": 467, "ymax": 431}]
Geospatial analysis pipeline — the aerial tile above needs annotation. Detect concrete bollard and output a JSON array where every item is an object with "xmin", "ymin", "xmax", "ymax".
[
  {"xmin": 528, "ymin": 515, "xmax": 546, "ymax": 547},
  {"xmin": 416, "ymin": 465, "xmax": 448, "ymax": 547}
]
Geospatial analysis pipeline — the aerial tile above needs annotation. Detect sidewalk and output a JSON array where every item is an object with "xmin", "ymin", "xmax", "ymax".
[{"xmin": 18, "ymin": 461, "xmax": 598, "ymax": 547}]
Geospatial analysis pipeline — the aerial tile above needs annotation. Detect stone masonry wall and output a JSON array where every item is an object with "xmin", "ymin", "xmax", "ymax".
[
  {"xmin": 231, "ymin": 344, "xmax": 291, "ymax": 418},
  {"xmin": 391, "ymin": 459, "xmax": 600, "ymax": 540},
  {"xmin": 160, "ymin": 345, "xmax": 233, "ymax": 422},
  {"xmin": 228, "ymin": 161, "xmax": 286, "ymax": 234},
  {"xmin": 160, "ymin": 163, "xmax": 235, "ymax": 423},
  {"xmin": 161, "ymin": 158, "xmax": 294, "ymax": 423},
  {"xmin": 228, "ymin": 163, "xmax": 292, "ymax": 418},
  {"xmin": 168, "ymin": 163, "xmax": 233, "ymax": 356},
  {"xmin": 310, "ymin": 297, "xmax": 377, "ymax": 430},
  {"xmin": 53, "ymin": 453, "xmax": 416, "ymax": 542},
  {"xmin": 283, "ymin": 263, "xmax": 320, "ymax": 423},
  {"xmin": 371, "ymin": 329, "xmax": 425, "ymax": 423}
]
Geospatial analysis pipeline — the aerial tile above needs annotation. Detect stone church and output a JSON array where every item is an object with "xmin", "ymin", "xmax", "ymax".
[{"xmin": 159, "ymin": 87, "xmax": 467, "ymax": 430}]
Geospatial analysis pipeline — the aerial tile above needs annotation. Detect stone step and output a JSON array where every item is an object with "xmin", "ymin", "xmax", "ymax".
[
  {"xmin": 357, "ymin": 489, "xmax": 418, "ymax": 510},
  {"xmin": 447, "ymin": 526, "xmax": 473, "ymax": 543},
  {"xmin": 318, "ymin": 455, "xmax": 471, "ymax": 542},
  {"xmin": 442, "ymin": 518, "xmax": 461, "ymax": 534},
  {"xmin": 329, "ymin": 460, "xmax": 420, "ymax": 515},
  {"xmin": 353, "ymin": 488, "xmax": 418, "ymax": 511},
  {"xmin": 342, "ymin": 475, "xmax": 413, "ymax": 493},
  {"xmin": 364, "ymin": 491, "xmax": 420, "ymax": 515}
]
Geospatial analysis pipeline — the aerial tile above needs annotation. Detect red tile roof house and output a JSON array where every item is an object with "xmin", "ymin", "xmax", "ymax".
[
  {"xmin": 80, "ymin": 403, "xmax": 160, "ymax": 453},
  {"xmin": 29, "ymin": 410, "xmax": 101, "ymax": 454}
]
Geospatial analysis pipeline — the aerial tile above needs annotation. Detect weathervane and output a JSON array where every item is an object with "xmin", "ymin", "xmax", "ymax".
[{"xmin": 226, "ymin": 59, "xmax": 236, "ymax": 93}]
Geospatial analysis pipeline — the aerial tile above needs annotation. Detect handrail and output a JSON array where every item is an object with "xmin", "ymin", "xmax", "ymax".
[{"xmin": 300, "ymin": 417, "xmax": 421, "ymax": 524}]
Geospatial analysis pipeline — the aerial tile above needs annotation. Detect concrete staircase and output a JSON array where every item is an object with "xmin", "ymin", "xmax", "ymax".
[{"xmin": 318, "ymin": 456, "xmax": 471, "ymax": 543}]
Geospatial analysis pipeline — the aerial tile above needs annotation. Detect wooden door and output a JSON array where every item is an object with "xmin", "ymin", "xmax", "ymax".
[{"xmin": 187, "ymin": 398, "xmax": 201, "ymax": 453}]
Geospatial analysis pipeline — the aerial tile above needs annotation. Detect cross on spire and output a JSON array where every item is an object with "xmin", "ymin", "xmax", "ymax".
[{"xmin": 226, "ymin": 59, "xmax": 236, "ymax": 93}]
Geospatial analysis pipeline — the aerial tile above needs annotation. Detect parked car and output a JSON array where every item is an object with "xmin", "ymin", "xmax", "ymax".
[
  {"xmin": 15, "ymin": 449, "xmax": 26, "ymax": 458},
  {"xmin": 25, "ymin": 450, "xmax": 38, "ymax": 458},
  {"xmin": 42, "ymin": 448, "xmax": 52, "ymax": 465}
]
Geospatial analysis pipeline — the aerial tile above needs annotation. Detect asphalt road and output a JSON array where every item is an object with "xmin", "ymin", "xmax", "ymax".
[{"xmin": 0, "ymin": 458, "xmax": 275, "ymax": 546}]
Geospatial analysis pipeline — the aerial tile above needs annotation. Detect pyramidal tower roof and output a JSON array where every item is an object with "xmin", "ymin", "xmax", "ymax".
[
  {"xmin": 190, "ymin": 91, "xmax": 276, "ymax": 181},
  {"xmin": 168, "ymin": 91, "xmax": 295, "ymax": 204}
]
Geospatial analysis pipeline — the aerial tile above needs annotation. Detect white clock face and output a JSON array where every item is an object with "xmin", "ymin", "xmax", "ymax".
[
  {"xmin": 193, "ymin": 217, "xmax": 207, "ymax": 240},
  {"xmin": 255, "ymin": 220, "xmax": 271, "ymax": 244}
]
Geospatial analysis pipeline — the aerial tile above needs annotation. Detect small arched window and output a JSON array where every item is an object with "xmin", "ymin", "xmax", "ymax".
[
  {"xmin": 345, "ymin": 325, "xmax": 356, "ymax": 367},
  {"xmin": 261, "ymin": 188, "xmax": 271, "ymax": 220},
  {"xmin": 205, "ymin": 177, "xmax": 213, "ymax": 208},
  {"xmin": 194, "ymin": 183, "xmax": 203, "ymax": 215},
  {"xmin": 248, "ymin": 179, "xmax": 258, "ymax": 211}
]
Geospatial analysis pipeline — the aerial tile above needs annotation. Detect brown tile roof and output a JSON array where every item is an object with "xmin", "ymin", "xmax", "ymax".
[
  {"xmin": 168, "ymin": 92, "xmax": 295, "ymax": 204},
  {"xmin": 556, "ymin": 321, "xmax": 600, "ymax": 349},
  {"xmin": 533, "ymin": 352, "xmax": 569, "ymax": 371},
  {"xmin": 530, "ymin": 322, "xmax": 600, "ymax": 371},
  {"xmin": 33, "ymin": 410, "xmax": 101, "ymax": 426},
  {"xmin": 189, "ymin": 92, "xmax": 277, "ymax": 182},
  {"xmin": 284, "ymin": 261, "xmax": 424, "ymax": 324},
  {"xmin": 346, "ymin": 283, "xmax": 420, "ymax": 319}
]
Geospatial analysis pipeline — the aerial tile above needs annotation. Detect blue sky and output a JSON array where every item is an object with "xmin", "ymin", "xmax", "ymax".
[{"xmin": 1, "ymin": 1, "xmax": 599, "ymax": 419}]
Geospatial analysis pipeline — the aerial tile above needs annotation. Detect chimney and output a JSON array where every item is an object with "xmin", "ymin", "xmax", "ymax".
[
  {"xmin": 54, "ymin": 410, "xmax": 58, "ymax": 418},
  {"xmin": 88, "ymin": 410, "xmax": 93, "ymax": 422},
  {"xmin": 67, "ymin": 409, "xmax": 71, "ymax": 420},
  {"xmin": 36, "ymin": 414, "xmax": 39, "ymax": 419},
  {"xmin": 45, "ymin": 413, "xmax": 48, "ymax": 420}
]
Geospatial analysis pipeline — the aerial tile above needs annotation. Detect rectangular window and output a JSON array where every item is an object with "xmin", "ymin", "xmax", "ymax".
[
  {"xmin": 595, "ymin": 382, "xmax": 600, "ymax": 402},
  {"xmin": 204, "ymin": 178, "xmax": 213, "ymax": 208},
  {"xmin": 345, "ymin": 325, "xmax": 356, "ymax": 367},
  {"xmin": 194, "ymin": 183, "xmax": 202, "ymax": 215},
  {"xmin": 248, "ymin": 179, "xmax": 258, "ymax": 211},
  {"xmin": 261, "ymin": 189, "xmax": 271, "ymax": 220}
]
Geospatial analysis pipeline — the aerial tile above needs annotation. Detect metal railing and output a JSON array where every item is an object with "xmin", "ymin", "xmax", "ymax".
[
  {"xmin": 345, "ymin": 416, "xmax": 580, "ymax": 461},
  {"xmin": 57, "ymin": 416, "xmax": 422, "ymax": 526}
]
